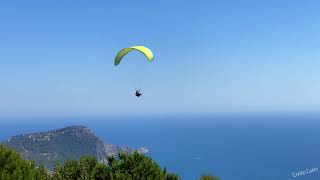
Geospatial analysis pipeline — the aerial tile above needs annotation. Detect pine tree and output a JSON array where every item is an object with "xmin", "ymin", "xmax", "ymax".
[{"xmin": 0, "ymin": 144, "xmax": 48, "ymax": 180}]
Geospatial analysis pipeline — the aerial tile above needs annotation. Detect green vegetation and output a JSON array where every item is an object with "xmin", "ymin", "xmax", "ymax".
[
  {"xmin": 52, "ymin": 152, "xmax": 179, "ymax": 180},
  {"xmin": 0, "ymin": 144, "xmax": 219, "ymax": 180},
  {"xmin": 0, "ymin": 144, "xmax": 48, "ymax": 180},
  {"xmin": 199, "ymin": 173, "xmax": 220, "ymax": 180}
]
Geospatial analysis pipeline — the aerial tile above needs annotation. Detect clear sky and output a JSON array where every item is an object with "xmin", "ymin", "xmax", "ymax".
[{"xmin": 1, "ymin": 0, "xmax": 320, "ymax": 117}]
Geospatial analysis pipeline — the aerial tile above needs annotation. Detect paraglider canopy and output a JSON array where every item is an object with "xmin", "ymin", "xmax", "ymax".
[{"xmin": 114, "ymin": 46, "xmax": 154, "ymax": 66}]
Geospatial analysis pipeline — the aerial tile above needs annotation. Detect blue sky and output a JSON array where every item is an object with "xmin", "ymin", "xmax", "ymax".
[{"xmin": 1, "ymin": 0, "xmax": 320, "ymax": 117}]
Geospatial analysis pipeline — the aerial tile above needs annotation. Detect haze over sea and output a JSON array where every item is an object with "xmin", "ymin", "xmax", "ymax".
[{"xmin": 1, "ymin": 112, "xmax": 320, "ymax": 180}]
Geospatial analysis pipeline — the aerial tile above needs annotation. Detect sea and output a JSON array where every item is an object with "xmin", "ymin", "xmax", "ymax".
[{"xmin": 1, "ymin": 112, "xmax": 320, "ymax": 180}]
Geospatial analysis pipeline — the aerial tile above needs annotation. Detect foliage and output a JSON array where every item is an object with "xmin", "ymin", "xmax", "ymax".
[
  {"xmin": 52, "ymin": 151, "xmax": 180, "ymax": 180},
  {"xmin": 0, "ymin": 144, "xmax": 219, "ymax": 180},
  {"xmin": 0, "ymin": 144, "xmax": 48, "ymax": 180},
  {"xmin": 199, "ymin": 173, "xmax": 220, "ymax": 180}
]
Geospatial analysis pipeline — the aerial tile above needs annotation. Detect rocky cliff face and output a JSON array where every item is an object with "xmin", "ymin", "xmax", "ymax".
[{"xmin": 3, "ymin": 125, "xmax": 148, "ymax": 171}]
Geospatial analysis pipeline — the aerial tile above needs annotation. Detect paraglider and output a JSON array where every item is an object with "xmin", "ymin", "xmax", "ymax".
[
  {"xmin": 114, "ymin": 46, "xmax": 154, "ymax": 98},
  {"xmin": 135, "ymin": 89, "xmax": 142, "ymax": 97}
]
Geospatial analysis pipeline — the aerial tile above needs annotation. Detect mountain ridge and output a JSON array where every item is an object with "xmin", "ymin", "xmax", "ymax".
[{"xmin": 2, "ymin": 125, "xmax": 148, "ymax": 171}]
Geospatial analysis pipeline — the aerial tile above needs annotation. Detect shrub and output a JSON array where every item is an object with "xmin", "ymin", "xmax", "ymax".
[{"xmin": 199, "ymin": 173, "xmax": 220, "ymax": 180}]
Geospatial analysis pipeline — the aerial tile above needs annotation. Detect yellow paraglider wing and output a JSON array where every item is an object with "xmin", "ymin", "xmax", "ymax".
[{"xmin": 114, "ymin": 46, "xmax": 154, "ymax": 66}]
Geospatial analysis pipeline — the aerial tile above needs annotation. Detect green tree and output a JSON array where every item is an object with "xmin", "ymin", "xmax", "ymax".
[
  {"xmin": 199, "ymin": 173, "xmax": 220, "ymax": 180},
  {"xmin": 51, "ymin": 151, "xmax": 180, "ymax": 180},
  {"xmin": 90, "ymin": 163, "xmax": 110, "ymax": 180},
  {"xmin": 52, "ymin": 160, "xmax": 81, "ymax": 180},
  {"xmin": 0, "ymin": 144, "xmax": 48, "ymax": 180},
  {"xmin": 79, "ymin": 156, "xmax": 99, "ymax": 180},
  {"xmin": 107, "ymin": 151, "xmax": 180, "ymax": 180},
  {"xmin": 1, "ymin": 144, "xmax": 220, "ymax": 180}
]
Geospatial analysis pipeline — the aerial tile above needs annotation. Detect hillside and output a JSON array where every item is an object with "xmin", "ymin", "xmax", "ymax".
[{"xmin": 3, "ymin": 125, "xmax": 148, "ymax": 171}]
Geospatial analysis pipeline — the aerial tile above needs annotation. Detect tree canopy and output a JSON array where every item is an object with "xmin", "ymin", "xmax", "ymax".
[
  {"xmin": 52, "ymin": 152, "xmax": 179, "ymax": 180},
  {"xmin": 0, "ymin": 144, "xmax": 48, "ymax": 180},
  {"xmin": 0, "ymin": 144, "xmax": 219, "ymax": 180}
]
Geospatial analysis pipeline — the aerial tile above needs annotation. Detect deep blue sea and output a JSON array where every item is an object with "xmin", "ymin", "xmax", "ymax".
[{"xmin": 1, "ymin": 113, "xmax": 320, "ymax": 180}]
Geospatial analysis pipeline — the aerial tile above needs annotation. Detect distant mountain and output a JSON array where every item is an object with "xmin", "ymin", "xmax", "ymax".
[{"xmin": 2, "ymin": 125, "xmax": 148, "ymax": 171}]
